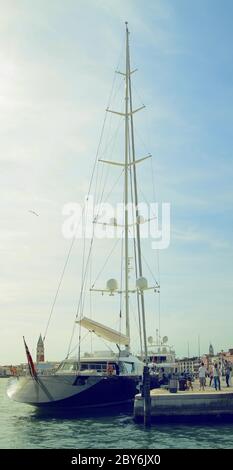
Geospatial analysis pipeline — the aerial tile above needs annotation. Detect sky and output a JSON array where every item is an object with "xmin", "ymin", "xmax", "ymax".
[{"xmin": 1, "ymin": 0, "xmax": 233, "ymax": 364}]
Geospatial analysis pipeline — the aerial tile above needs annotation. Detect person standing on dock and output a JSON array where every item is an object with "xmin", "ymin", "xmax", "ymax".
[
  {"xmin": 198, "ymin": 362, "xmax": 207, "ymax": 391},
  {"xmin": 213, "ymin": 363, "xmax": 221, "ymax": 391},
  {"xmin": 225, "ymin": 364, "xmax": 231, "ymax": 387},
  {"xmin": 209, "ymin": 365, "xmax": 214, "ymax": 387}
]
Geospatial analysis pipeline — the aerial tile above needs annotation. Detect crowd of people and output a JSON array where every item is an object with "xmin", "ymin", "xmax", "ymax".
[
  {"xmin": 150, "ymin": 361, "xmax": 232, "ymax": 392},
  {"xmin": 198, "ymin": 361, "xmax": 232, "ymax": 391},
  {"xmin": 149, "ymin": 366, "xmax": 194, "ymax": 390}
]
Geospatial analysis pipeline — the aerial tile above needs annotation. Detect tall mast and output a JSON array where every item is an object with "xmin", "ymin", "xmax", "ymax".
[
  {"xmin": 127, "ymin": 27, "xmax": 151, "ymax": 425},
  {"xmin": 127, "ymin": 25, "xmax": 148, "ymax": 364},
  {"xmin": 124, "ymin": 22, "xmax": 130, "ymax": 349}
]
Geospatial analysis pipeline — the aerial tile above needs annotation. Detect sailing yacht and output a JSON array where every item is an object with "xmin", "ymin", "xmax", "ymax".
[{"xmin": 7, "ymin": 23, "xmax": 159, "ymax": 411}]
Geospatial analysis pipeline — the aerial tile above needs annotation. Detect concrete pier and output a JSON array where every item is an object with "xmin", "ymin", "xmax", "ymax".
[{"xmin": 134, "ymin": 382, "xmax": 233, "ymax": 422}]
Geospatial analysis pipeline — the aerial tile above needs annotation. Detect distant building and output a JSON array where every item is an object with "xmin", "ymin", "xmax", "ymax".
[
  {"xmin": 176, "ymin": 356, "xmax": 200, "ymax": 375},
  {"xmin": 36, "ymin": 334, "xmax": 45, "ymax": 363},
  {"xmin": 209, "ymin": 343, "xmax": 214, "ymax": 356},
  {"xmin": 201, "ymin": 347, "xmax": 233, "ymax": 375}
]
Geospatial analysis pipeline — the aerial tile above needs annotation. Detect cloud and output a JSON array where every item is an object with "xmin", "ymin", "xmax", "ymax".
[{"xmin": 0, "ymin": 0, "xmax": 232, "ymax": 364}]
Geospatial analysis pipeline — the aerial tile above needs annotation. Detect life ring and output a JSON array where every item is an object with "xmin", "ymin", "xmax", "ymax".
[{"xmin": 10, "ymin": 367, "xmax": 17, "ymax": 376}]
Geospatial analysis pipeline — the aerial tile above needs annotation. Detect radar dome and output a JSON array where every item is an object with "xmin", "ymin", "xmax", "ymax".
[
  {"xmin": 136, "ymin": 277, "xmax": 148, "ymax": 291},
  {"xmin": 106, "ymin": 278, "xmax": 118, "ymax": 292}
]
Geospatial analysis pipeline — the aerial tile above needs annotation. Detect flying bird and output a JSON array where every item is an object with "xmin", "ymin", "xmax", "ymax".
[{"xmin": 29, "ymin": 210, "xmax": 39, "ymax": 217}]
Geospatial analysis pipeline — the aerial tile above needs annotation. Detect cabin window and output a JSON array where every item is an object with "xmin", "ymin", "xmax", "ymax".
[
  {"xmin": 121, "ymin": 362, "xmax": 135, "ymax": 373},
  {"xmin": 57, "ymin": 361, "xmax": 77, "ymax": 372}
]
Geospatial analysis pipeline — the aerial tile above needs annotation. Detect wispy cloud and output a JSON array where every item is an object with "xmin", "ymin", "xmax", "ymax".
[{"xmin": 0, "ymin": 1, "xmax": 232, "ymax": 362}]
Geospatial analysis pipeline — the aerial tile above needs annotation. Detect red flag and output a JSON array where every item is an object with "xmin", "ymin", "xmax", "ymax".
[{"xmin": 23, "ymin": 337, "xmax": 37, "ymax": 378}]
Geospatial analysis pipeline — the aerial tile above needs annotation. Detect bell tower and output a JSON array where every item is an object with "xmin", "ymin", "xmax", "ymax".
[
  {"xmin": 209, "ymin": 343, "xmax": 214, "ymax": 357},
  {"xmin": 36, "ymin": 334, "xmax": 45, "ymax": 363}
]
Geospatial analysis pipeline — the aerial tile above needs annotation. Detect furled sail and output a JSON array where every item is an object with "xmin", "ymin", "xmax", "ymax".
[{"xmin": 77, "ymin": 316, "xmax": 129, "ymax": 346}]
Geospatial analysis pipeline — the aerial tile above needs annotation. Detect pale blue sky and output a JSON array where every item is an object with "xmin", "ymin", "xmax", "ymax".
[{"xmin": 1, "ymin": 0, "xmax": 233, "ymax": 363}]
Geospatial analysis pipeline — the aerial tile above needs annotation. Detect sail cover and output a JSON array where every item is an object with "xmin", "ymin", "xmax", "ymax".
[{"xmin": 77, "ymin": 317, "xmax": 129, "ymax": 346}]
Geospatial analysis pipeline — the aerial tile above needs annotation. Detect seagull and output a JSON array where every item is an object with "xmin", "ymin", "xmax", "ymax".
[{"xmin": 29, "ymin": 210, "xmax": 39, "ymax": 217}]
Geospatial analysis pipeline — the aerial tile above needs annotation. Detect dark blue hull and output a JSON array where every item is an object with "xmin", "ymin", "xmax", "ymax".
[{"xmin": 33, "ymin": 375, "xmax": 140, "ymax": 410}]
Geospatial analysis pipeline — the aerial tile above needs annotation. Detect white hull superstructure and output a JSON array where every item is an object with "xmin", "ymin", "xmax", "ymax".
[{"xmin": 146, "ymin": 333, "xmax": 176, "ymax": 372}]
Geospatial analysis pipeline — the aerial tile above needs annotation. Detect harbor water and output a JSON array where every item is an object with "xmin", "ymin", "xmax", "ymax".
[{"xmin": 1, "ymin": 379, "xmax": 233, "ymax": 449}]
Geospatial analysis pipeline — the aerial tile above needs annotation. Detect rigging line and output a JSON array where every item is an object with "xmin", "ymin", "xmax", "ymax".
[
  {"xmin": 89, "ymin": 246, "xmax": 93, "ymax": 316},
  {"xmin": 128, "ymin": 296, "xmax": 141, "ymax": 338},
  {"xmin": 100, "ymin": 79, "xmax": 125, "ymax": 158},
  {"xmin": 78, "ymin": 330, "xmax": 90, "ymax": 344},
  {"xmin": 91, "ymin": 235, "xmax": 122, "ymax": 287},
  {"xmin": 150, "ymin": 156, "xmax": 158, "ymax": 202},
  {"xmin": 111, "ymin": 74, "xmax": 125, "ymax": 104},
  {"xmin": 65, "ymin": 329, "xmax": 91, "ymax": 359},
  {"xmin": 93, "ymin": 56, "xmax": 123, "ymax": 206},
  {"xmin": 43, "ymin": 233, "xmax": 76, "ymax": 342},
  {"xmin": 69, "ymin": 44, "xmax": 125, "ymax": 357},
  {"xmin": 158, "ymin": 285, "xmax": 161, "ymax": 346},
  {"xmin": 119, "ymin": 229, "xmax": 124, "ymax": 333},
  {"xmin": 128, "ymin": 134, "xmax": 143, "ymax": 358},
  {"xmin": 100, "ymin": 114, "xmax": 123, "ymax": 162},
  {"xmin": 78, "ymin": 173, "xmax": 124, "ymax": 322},
  {"xmin": 95, "ymin": 87, "xmax": 124, "ymax": 204},
  {"xmin": 94, "ymin": 77, "xmax": 126, "ymax": 220},
  {"xmin": 77, "ymin": 320, "xmax": 82, "ymax": 373},
  {"xmin": 137, "ymin": 183, "xmax": 158, "ymax": 220},
  {"xmin": 78, "ymin": 259, "xmax": 92, "ymax": 325},
  {"xmin": 79, "ymin": 197, "xmax": 122, "ymax": 316},
  {"xmin": 70, "ymin": 330, "xmax": 116, "ymax": 358},
  {"xmin": 134, "ymin": 124, "xmax": 151, "ymax": 157},
  {"xmin": 115, "ymin": 35, "xmax": 125, "ymax": 80},
  {"xmin": 100, "ymin": 169, "xmax": 124, "ymax": 206},
  {"xmin": 94, "ymin": 114, "xmax": 114, "ymax": 207},
  {"xmin": 94, "ymin": 151, "xmax": 105, "ymax": 207},
  {"xmin": 98, "ymin": 102, "xmax": 125, "ymax": 200},
  {"xmin": 66, "ymin": 225, "xmax": 95, "ymax": 357},
  {"xmin": 89, "ymin": 249, "xmax": 93, "ymax": 355},
  {"xmin": 131, "ymin": 81, "xmax": 152, "ymax": 155},
  {"xmin": 45, "ymin": 60, "xmax": 121, "ymax": 342},
  {"xmin": 93, "ymin": 152, "xmax": 100, "ymax": 211},
  {"xmin": 97, "ymin": 337, "xmax": 115, "ymax": 355},
  {"xmin": 43, "ymin": 111, "xmax": 109, "ymax": 343},
  {"xmin": 99, "ymin": 38, "xmax": 125, "ymax": 158},
  {"xmin": 96, "ymin": 158, "xmax": 110, "ymax": 208},
  {"xmin": 131, "ymin": 81, "xmax": 146, "ymax": 111},
  {"xmin": 96, "ymin": 115, "xmax": 123, "ymax": 208},
  {"xmin": 87, "ymin": 68, "xmax": 118, "ymax": 200},
  {"xmin": 150, "ymin": 157, "xmax": 161, "ymax": 337},
  {"xmin": 80, "ymin": 201, "xmax": 88, "ymax": 318},
  {"xmin": 131, "ymin": 81, "xmax": 152, "ymax": 152},
  {"xmin": 118, "ymin": 174, "xmax": 125, "ymax": 336},
  {"xmin": 66, "ymin": 235, "xmax": 94, "ymax": 357},
  {"xmin": 141, "ymin": 250, "xmax": 159, "ymax": 285}
]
